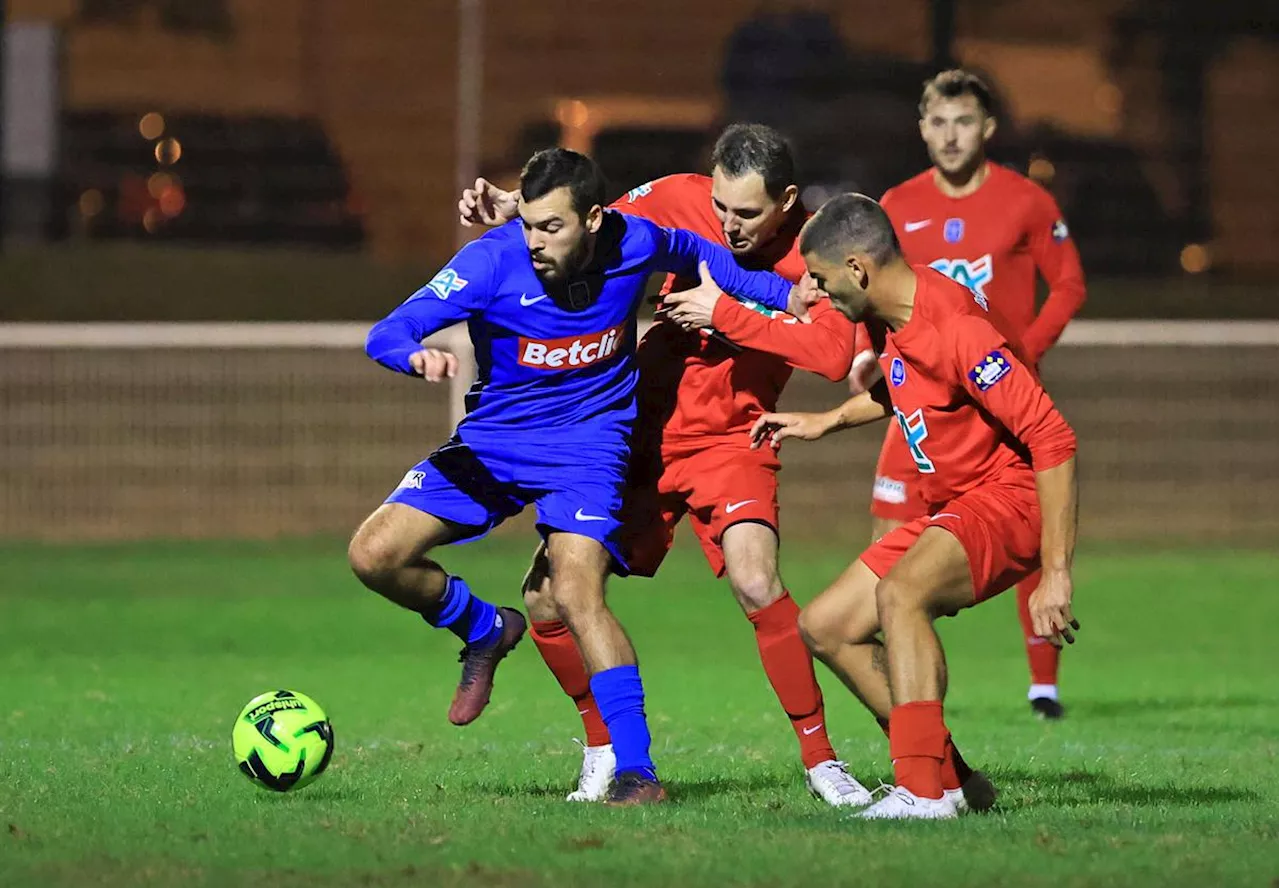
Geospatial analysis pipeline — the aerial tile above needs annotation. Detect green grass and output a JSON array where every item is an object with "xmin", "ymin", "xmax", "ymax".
[{"xmin": 0, "ymin": 538, "xmax": 1275, "ymax": 887}]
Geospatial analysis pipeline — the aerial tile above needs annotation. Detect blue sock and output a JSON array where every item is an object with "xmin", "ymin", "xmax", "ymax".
[
  {"xmin": 423, "ymin": 576, "xmax": 502, "ymax": 647},
  {"xmin": 589, "ymin": 665, "xmax": 657, "ymax": 781}
]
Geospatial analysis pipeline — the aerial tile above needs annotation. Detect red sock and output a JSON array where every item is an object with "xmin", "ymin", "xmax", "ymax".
[
  {"xmin": 748, "ymin": 593, "xmax": 836, "ymax": 769},
  {"xmin": 1017, "ymin": 571, "xmax": 1061, "ymax": 688},
  {"xmin": 888, "ymin": 701, "xmax": 947, "ymax": 800},
  {"xmin": 529, "ymin": 619, "xmax": 610, "ymax": 747}
]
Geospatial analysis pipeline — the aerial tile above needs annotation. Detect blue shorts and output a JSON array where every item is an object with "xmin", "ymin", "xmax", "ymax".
[{"xmin": 385, "ymin": 432, "xmax": 631, "ymax": 572}]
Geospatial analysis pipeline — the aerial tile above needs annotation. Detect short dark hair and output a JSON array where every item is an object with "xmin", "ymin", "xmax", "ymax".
[
  {"xmin": 710, "ymin": 123, "xmax": 796, "ymax": 200},
  {"xmin": 799, "ymin": 193, "xmax": 901, "ymax": 266},
  {"xmin": 519, "ymin": 148, "xmax": 607, "ymax": 217},
  {"xmin": 919, "ymin": 69, "xmax": 994, "ymax": 118}
]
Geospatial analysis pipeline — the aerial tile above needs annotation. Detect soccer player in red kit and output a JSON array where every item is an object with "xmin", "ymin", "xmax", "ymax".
[
  {"xmin": 855, "ymin": 69, "xmax": 1087, "ymax": 719},
  {"xmin": 458, "ymin": 124, "xmax": 869, "ymax": 806},
  {"xmin": 752, "ymin": 193, "xmax": 1080, "ymax": 819}
]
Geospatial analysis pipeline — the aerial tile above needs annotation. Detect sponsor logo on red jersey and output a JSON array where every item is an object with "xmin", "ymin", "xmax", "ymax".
[{"xmin": 518, "ymin": 324, "xmax": 625, "ymax": 370}]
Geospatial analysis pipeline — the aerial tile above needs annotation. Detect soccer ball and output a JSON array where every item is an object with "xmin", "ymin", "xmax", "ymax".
[{"xmin": 232, "ymin": 689, "xmax": 334, "ymax": 792}]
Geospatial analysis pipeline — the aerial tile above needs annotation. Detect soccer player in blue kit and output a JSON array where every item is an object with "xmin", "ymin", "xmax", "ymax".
[{"xmin": 348, "ymin": 149, "xmax": 795, "ymax": 804}]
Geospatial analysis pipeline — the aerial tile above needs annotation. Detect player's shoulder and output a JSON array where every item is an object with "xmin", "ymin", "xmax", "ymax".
[
  {"xmin": 988, "ymin": 164, "xmax": 1059, "ymax": 210},
  {"xmin": 618, "ymin": 173, "xmax": 710, "ymax": 206},
  {"xmin": 918, "ymin": 266, "xmax": 991, "ymax": 322},
  {"xmin": 880, "ymin": 169, "xmax": 935, "ymax": 207}
]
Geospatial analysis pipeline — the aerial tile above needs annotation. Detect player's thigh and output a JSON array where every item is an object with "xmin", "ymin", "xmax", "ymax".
[
  {"xmin": 618, "ymin": 469, "xmax": 686, "ymax": 579},
  {"xmin": 348, "ymin": 502, "xmax": 460, "ymax": 576},
  {"xmin": 686, "ymin": 446, "xmax": 780, "ymax": 580},
  {"xmin": 720, "ymin": 521, "xmax": 783, "ymax": 612},
  {"xmin": 798, "ymin": 558, "xmax": 882, "ymax": 653},
  {"xmin": 878, "ymin": 525, "xmax": 975, "ymax": 621}
]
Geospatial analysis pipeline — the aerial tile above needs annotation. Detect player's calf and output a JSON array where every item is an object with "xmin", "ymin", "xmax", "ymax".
[{"xmin": 546, "ymin": 533, "xmax": 662, "ymax": 791}]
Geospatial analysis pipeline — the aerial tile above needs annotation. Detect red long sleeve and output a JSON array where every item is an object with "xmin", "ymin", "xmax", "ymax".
[
  {"xmin": 951, "ymin": 316, "xmax": 1077, "ymax": 472},
  {"xmin": 711, "ymin": 296, "xmax": 856, "ymax": 382},
  {"xmin": 1020, "ymin": 190, "xmax": 1087, "ymax": 362}
]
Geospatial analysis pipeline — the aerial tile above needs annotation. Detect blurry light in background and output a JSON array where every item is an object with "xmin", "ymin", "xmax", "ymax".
[
  {"xmin": 155, "ymin": 138, "xmax": 182, "ymax": 165},
  {"xmin": 158, "ymin": 186, "xmax": 186, "ymax": 218},
  {"xmin": 142, "ymin": 208, "xmax": 161, "ymax": 234},
  {"xmin": 556, "ymin": 99, "xmax": 590, "ymax": 129},
  {"xmin": 139, "ymin": 112, "xmax": 165, "ymax": 140},
  {"xmin": 1180, "ymin": 243, "xmax": 1211, "ymax": 274},
  {"xmin": 147, "ymin": 172, "xmax": 173, "ymax": 198},
  {"xmin": 1028, "ymin": 157, "xmax": 1055, "ymax": 185},
  {"xmin": 78, "ymin": 189, "xmax": 104, "ymax": 218},
  {"xmin": 1094, "ymin": 84, "xmax": 1122, "ymax": 116}
]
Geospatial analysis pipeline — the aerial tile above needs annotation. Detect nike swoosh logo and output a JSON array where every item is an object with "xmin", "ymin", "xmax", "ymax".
[
  {"xmin": 904, "ymin": 220, "xmax": 932, "ymax": 232},
  {"xmin": 724, "ymin": 499, "xmax": 757, "ymax": 514},
  {"xmin": 930, "ymin": 512, "xmax": 962, "ymax": 521},
  {"xmin": 803, "ymin": 723, "xmax": 824, "ymax": 736},
  {"xmin": 574, "ymin": 508, "xmax": 607, "ymax": 522},
  {"xmin": 520, "ymin": 293, "xmax": 549, "ymax": 306}
]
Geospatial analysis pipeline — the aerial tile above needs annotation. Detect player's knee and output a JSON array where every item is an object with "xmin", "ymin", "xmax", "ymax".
[
  {"xmin": 730, "ymin": 567, "xmax": 782, "ymax": 613},
  {"xmin": 548, "ymin": 572, "xmax": 605, "ymax": 623},
  {"xmin": 874, "ymin": 576, "xmax": 928, "ymax": 623},
  {"xmin": 797, "ymin": 603, "xmax": 841, "ymax": 657},
  {"xmin": 347, "ymin": 528, "xmax": 405, "ymax": 589}
]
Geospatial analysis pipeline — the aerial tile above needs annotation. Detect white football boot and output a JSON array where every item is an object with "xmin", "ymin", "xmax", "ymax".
[
  {"xmin": 565, "ymin": 740, "xmax": 615, "ymax": 802},
  {"xmin": 858, "ymin": 784, "xmax": 958, "ymax": 820},
  {"xmin": 805, "ymin": 760, "xmax": 875, "ymax": 807}
]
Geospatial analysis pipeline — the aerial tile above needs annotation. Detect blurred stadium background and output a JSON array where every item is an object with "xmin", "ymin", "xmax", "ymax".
[{"xmin": 0, "ymin": 0, "xmax": 1276, "ymax": 547}]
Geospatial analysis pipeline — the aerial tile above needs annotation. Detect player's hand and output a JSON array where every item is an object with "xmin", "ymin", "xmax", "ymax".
[
  {"xmin": 408, "ymin": 348, "xmax": 459, "ymax": 382},
  {"xmin": 787, "ymin": 273, "xmax": 823, "ymax": 323},
  {"xmin": 749, "ymin": 411, "xmax": 833, "ymax": 450},
  {"xmin": 664, "ymin": 261, "xmax": 723, "ymax": 331},
  {"xmin": 1028, "ymin": 568, "xmax": 1078, "ymax": 647},
  {"xmin": 458, "ymin": 178, "xmax": 517, "ymax": 228},
  {"xmin": 847, "ymin": 348, "xmax": 881, "ymax": 395}
]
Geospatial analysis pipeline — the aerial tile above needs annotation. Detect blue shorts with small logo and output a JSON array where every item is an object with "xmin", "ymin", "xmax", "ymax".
[{"xmin": 385, "ymin": 429, "xmax": 631, "ymax": 573}]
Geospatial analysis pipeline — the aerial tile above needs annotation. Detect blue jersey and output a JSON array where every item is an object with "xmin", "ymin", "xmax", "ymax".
[{"xmin": 365, "ymin": 211, "xmax": 793, "ymax": 442}]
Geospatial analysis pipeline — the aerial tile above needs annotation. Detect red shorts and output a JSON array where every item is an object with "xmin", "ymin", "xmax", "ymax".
[
  {"xmin": 860, "ymin": 484, "xmax": 1041, "ymax": 603},
  {"xmin": 622, "ymin": 443, "xmax": 780, "ymax": 578},
  {"xmin": 869, "ymin": 424, "xmax": 931, "ymax": 523}
]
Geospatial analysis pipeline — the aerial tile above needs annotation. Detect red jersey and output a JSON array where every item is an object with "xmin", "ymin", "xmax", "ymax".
[
  {"xmin": 880, "ymin": 163, "xmax": 1086, "ymax": 363},
  {"xmin": 873, "ymin": 268, "xmax": 1076, "ymax": 510},
  {"xmin": 612, "ymin": 174, "xmax": 855, "ymax": 452}
]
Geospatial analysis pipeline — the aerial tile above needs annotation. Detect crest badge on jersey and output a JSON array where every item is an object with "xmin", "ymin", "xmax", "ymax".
[
  {"xmin": 1052, "ymin": 219, "xmax": 1070, "ymax": 242},
  {"xmin": 889, "ymin": 357, "xmax": 906, "ymax": 386},
  {"xmin": 626, "ymin": 182, "xmax": 653, "ymax": 203},
  {"xmin": 968, "ymin": 350, "xmax": 1013, "ymax": 391},
  {"xmin": 425, "ymin": 268, "xmax": 468, "ymax": 300},
  {"xmin": 943, "ymin": 218, "xmax": 965, "ymax": 243}
]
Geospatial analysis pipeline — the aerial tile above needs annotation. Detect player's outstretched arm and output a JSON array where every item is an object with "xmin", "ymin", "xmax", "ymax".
[
  {"xmin": 1029, "ymin": 456, "xmax": 1079, "ymax": 647},
  {"xmin": 365, "ymin": 242, "xmax": 493, "ymax": 377},
  {"xmin": 652, "ymin": 226, "xmax": 794, "ymax": 312},
  {"xmin": 665, "ymin": 281, "xmax": 855, "ymax": 383},
  {"xmin": 749, "ymin": 379, "xmax": 892, "ymax": 450},
  {"xmin": 458, "ymin": 178, "xmax": 518, "ymax": 228}
]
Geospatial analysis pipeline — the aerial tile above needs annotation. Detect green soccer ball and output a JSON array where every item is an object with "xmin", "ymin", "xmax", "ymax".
[{"xmin": 232, "ymin": 689, "xmax": 334, "ymax": 792}]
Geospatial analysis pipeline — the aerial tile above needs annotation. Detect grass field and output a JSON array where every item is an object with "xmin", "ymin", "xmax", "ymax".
[{"xmin": 1, "ymin": 538, "xmax": 1275, "ymax": 887}]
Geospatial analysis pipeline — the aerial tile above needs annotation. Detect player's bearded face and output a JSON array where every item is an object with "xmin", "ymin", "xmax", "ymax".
[
  {"xmin": 710, "ymin": 168, "xmax": 797, "ymax": 256},
  {"xmin": 919, "ymin": 95, "xmax": 994, "ymax": 177},
  {"xmin": 519, "ymin": 188, "xmax": 601, "ymax": 283},
  {"xmin": 803, "ymin": 253, "xmax": 869, "ymax": 320}
]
